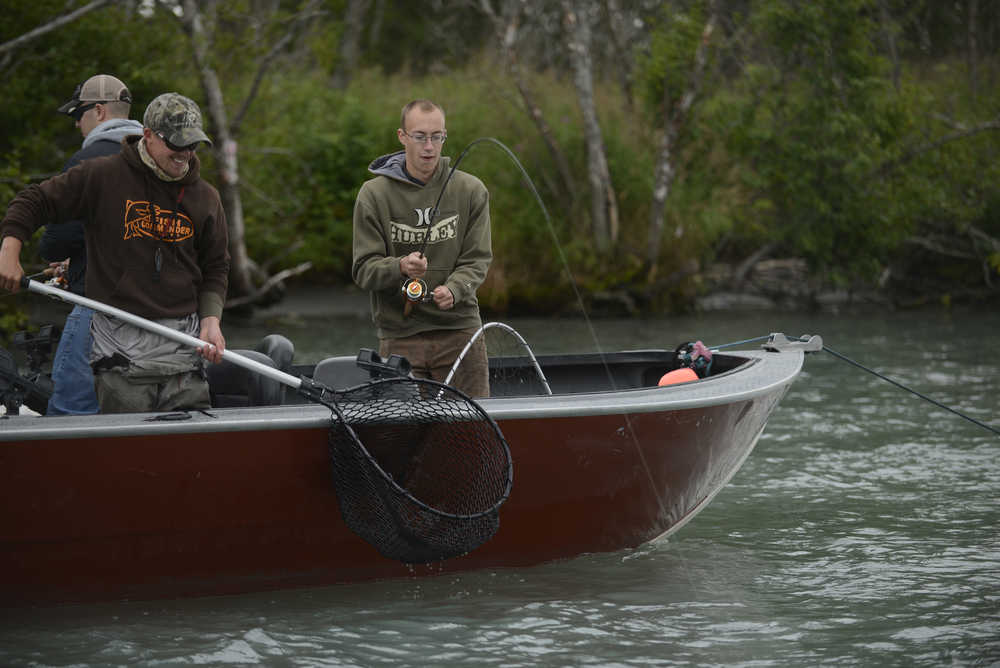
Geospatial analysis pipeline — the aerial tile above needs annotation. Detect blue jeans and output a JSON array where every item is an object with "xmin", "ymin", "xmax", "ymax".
[{"xmin": 46, "ymin": 305, "xmax": 99, "ymax": 415}]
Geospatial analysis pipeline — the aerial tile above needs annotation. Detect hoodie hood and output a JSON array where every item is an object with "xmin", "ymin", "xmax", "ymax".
[
  {"xmin": 368, "ymin": 150, "xmax": 450, "ymax": 186},
  {"xmin": 82, "ymin": 118, "xmax": 143, "ymax": 150}
]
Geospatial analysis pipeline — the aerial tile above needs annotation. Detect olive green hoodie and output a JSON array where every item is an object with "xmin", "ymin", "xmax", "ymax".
[{"xmin": 352, "ymin": 151, "xmax": 492, "ymax": 339}]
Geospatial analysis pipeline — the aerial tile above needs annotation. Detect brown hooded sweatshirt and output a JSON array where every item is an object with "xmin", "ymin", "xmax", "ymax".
[{"xmin": 1, "ymin": 135, "xmax": 229, "ymax": 320}]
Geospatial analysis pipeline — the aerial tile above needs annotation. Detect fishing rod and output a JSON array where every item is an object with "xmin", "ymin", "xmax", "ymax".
[
  {"xmin": 402, "ymin": 137, "xmax": 504, "ymax": 315},
  {"xmin": 416, "ymin": 138, "xmax": 498, "ymax": 258},
  {"xmin": 404, "ymin": 135, "xmax": 616, "ymax": 396},
  {"xmin": 400, "ymin": 137, "xmax": 577, "ymax": 316}
]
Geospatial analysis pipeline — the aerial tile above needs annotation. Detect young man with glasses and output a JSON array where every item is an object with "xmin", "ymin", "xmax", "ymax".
[
  {"xmin": 352, "ymin": 99, "xmax": 492, "ymax": 397},
  {"xmin": 40, "ymin": 74, "xmax": 144, "ymax": 415},
  {"xmin": 0, "ymin": 92, "xmax": 230, "ymax": 414}
]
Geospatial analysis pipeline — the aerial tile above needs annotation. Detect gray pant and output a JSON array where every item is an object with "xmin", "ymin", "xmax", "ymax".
[{"xmin": 94, "ymin": 369, "xmax": 211, "ymax": 414}]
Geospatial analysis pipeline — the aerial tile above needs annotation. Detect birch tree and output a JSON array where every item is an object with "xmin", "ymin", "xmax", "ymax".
[
  {"xmin": 156, "ymin": 0, "xmax": 323, "ymax": 304},
  {"xmin": 478, "ymin": 0, "xmax": 577, "ymax": 210},
  {"xmin": 331, "ymin": 0, "xmax": 372, "ymax": 90},
  {"xmin": 3, "ymin": 0, "xmax": 324, "ymax": 306},
  {"xmin": 645, "ymin": 0, "xmax": 717, "ymax": 276},
  {"xmin": 561, "ymin": 0, "xmax": 618, "ymax": 251}
]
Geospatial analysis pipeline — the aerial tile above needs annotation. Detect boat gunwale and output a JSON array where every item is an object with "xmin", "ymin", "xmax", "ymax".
[{"xmin": 0, "ymin": 349, "xmax": 804, "ymax": 442}]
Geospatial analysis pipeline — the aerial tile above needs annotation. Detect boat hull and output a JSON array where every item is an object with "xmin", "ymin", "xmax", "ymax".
[{"xmin": 0, "ymin": 349, "xmax": 801, "ymax": 605}]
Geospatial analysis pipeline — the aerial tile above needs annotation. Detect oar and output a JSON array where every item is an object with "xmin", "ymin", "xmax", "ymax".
[{"xmin": 20, "ymin": 277, "xmax": 326, "ymax": 400}]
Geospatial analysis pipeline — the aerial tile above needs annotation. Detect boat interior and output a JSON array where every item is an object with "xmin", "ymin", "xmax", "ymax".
[{"xmin": 206, "ymin": 334, "xmax": 754, "ymax": 408}]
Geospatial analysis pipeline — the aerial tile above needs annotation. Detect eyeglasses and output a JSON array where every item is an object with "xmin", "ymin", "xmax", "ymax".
[
  {"xmin": 70, "ymin": 103, "xmax": 98, "ymax": 122},
  {"xmin": 156, "ymin": 132, "xmax": 200, "ymax": 153},
  {"xmin": 403, "ymin": 130, "xmax": 447, "ymax": 145}
]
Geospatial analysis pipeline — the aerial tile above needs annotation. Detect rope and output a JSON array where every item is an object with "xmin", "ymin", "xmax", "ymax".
[
  {"xmin": 708, "ymin": 334, "xmax": 999, "ymax": 438},
  {"xmin": 709, "ymin": 335, "xmax": 771, "ymax": 350},
  {"xmin": 820, "ymin": 344, "xmax": 1000, "ymax": 437}
]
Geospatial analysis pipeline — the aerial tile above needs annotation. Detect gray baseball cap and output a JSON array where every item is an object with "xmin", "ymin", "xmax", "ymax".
[
  {"xmin": 143, "ymin": 92, "xmax": 213, "ymax": 148},
  {"xmin": 57, "ymin": 74, "xmax": 132, "ymax": 115}
]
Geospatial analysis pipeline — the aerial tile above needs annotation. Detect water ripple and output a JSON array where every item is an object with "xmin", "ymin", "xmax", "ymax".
[{"xmin": 1, "ymin": 310, "xmax": 998, "ymax": 666}]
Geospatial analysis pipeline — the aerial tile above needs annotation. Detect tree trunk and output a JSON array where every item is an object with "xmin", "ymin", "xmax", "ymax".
[
  {"xmin": 369, "ymin": 0, "xmax": 385, "ymax": 46},
  {"xmin": 170, "ymin": 0, "xmax": 321, "ymax": 304},
  {"xmin": 603, "ymin": 0, "xmax": 635, "ymax": 113},
  {"xmin": 480, "ymin": 0, "xmax": 577, "ymax": 209},
  {"xmin": 562, "ymin": 0, "xmax": 617, "ymax": 251},
  {"xmin": 646, "ymin": 0, "xmax": 717, "ymax": 275},
  {"xmin": 878, "ymin": 0, "xmax": 901, "ymax": 91},
  {"xmin": 179, "ymin": 0, "xmax": 255, "ymax": 300},
  {"xmin": 331, "ymin": 0, "xmax": 372, "ymax": 90},
  {"xmin": 967, "ymin": 0, "xmax": 979, "ymax": 99}
]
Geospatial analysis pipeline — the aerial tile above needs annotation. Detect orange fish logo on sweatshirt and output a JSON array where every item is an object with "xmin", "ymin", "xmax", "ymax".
[{"xmin": 123, "ymin": 200, "xmax": 194, "ymax": 242}]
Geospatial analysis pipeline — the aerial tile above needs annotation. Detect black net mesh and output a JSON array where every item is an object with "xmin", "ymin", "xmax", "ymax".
[{"xmin": 327, "ymin": 377, "xmax": 513, "ymax": 563}]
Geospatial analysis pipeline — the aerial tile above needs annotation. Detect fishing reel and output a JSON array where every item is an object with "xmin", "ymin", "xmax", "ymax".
[
  {"xmin": 674, "ymin": 340, "xmax": 714, "ymax": 378},
  {"xmin": 14, "ymin": 324, "xmax": 60, "ymax": 372},
  {"xmin": 0, "ymin": 325, "xmax": 58, "ymax": 415},
  {"xmin": 401, "ymin": 277, "xmax": 433, "ymax": 317},
  {"xmin": 402, "ymin": 277, "xmax": 430, "ymax": 303}
]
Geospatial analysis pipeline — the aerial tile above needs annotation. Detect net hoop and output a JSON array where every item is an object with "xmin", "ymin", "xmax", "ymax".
[{"xmin": 326, "ymin": 376, "xmax": 513, "ymax": 563}]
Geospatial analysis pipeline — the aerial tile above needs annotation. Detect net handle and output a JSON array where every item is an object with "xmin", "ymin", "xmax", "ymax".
[{"xmin": 22, "ymin": 278, "xmax": 304, "ymax": 392}]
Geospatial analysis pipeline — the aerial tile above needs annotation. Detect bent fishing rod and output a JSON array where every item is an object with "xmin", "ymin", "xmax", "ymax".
[
  {"xmin": 401, "ymin": 137, "xmax": 562, "ymax": 314},
  {"xmin": 401, "ymin": 138, "xmax": 495, "ymax": 314},
  {"xmin": 402, "ymin": 135, "xmax": 612, "ymax": 391}
]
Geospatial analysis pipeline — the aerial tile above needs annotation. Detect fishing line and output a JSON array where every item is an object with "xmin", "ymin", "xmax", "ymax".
[
  {"xmin": 709, "ymin": 335, "xmax": 771, "ymax": 350},
  {"xmin": 412, "ymin": 138, "xmax": 656, "ymax": 518},
  {"xmin": 435, "ymin": 137, "xmax": 612, "ymax": 370},
  {"xmin": 709, "ymin": 333, "xmax": 999, "ymax": 437},
  {"xmin": 440, "ymin": 137, "xmax": 671, "ymax": 523},
  {"xmin": 420, "ymin": 138, "xmax": 604, "ymax": 351}
]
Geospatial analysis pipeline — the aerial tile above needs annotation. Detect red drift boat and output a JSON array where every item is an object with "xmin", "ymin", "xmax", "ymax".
[{"xmin": 0, "ymin": 282, "xmax": 820, "ymax": 606}]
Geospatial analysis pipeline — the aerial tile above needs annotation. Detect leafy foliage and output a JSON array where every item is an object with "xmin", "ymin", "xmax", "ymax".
[
  {"xmin": 705, "ymin": 0, "xmax": 910, "ymax": 282},
  {"xmin": 2, "ymin": 0, "xmax": 998, "ymax": 316}
]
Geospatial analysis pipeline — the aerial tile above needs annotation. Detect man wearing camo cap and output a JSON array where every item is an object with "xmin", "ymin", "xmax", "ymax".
[{"xmin": 0, "ymin": 92, "xmax": 230, "ymax": 415}]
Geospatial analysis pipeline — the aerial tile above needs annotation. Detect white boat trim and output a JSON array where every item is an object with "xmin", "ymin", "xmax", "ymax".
[{"xmin": 0, "ymin": 349, "xmax": 803, "ymax": 442}]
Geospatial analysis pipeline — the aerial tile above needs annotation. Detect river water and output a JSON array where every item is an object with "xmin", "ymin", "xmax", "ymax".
[{"xmin": 1, "ymin": 301, "xmax": 998, "ymax": 666}]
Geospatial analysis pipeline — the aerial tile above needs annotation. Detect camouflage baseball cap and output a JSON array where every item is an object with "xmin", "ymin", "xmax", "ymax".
[
  {"xmin": 57, "ymin": 74, "xmax": 132, "ymax": 115},
  {"xmin": 143, "ymin": 92, "xmax": 213, "ymax": 148}
]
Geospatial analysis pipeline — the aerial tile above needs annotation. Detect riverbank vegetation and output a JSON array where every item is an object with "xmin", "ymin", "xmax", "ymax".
[{"xmin": 2, "ymin": 0, "xmax": 998, "ymax": 319}]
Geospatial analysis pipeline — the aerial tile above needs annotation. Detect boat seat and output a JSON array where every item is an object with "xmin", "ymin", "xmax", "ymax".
[
  {"xmin": 255, "ymin": 334, "xmax": 294, "ymax": 373},
  {"xmin": 207, "ymin": 349, "xmax": 285, "ymax": 408},
  {"xmin": 311, "ymin": 356, "xmax": 375, "ymax": 390}
]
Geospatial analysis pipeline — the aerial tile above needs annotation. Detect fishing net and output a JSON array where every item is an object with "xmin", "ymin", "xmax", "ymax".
[{"xmin": 326, "ymin": 376, "xmax": 513, "ymax": 563}]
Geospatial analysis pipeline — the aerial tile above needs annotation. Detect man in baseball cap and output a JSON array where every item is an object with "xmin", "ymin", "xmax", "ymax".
[
  {"xmin": 40, "ymin": 74, "xmax": 143, "ymax": 416},
  {"xmin": 57, "ymin": 74, "xmax": 133, "ymax": 118},
  {"xmin": 0, "ymin": 89, "xmax": 230, "ymax": 415},
  {"xmin": 143, "ymin": 92, "xmax": 213, "ymax": 151}
]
